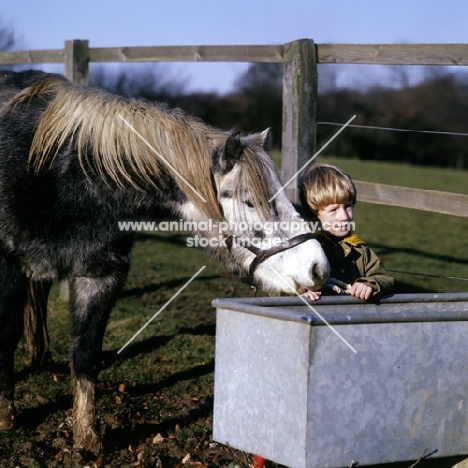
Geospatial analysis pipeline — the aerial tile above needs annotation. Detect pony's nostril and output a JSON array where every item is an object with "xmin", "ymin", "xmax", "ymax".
[{"xmin": 311, "ymin": 262, "xmax": 329, "ymax": 285}]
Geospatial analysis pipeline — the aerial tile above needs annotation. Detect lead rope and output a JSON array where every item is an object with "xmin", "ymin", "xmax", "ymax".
[{"xmin": 325, "ymin": 278, "xmax": 352, "ymax": 295}]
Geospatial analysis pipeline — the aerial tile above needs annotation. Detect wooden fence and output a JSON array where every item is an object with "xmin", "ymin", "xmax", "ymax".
[{"xmin": 0, "ymin": 39, "xmax": 467, "ymax": 217}]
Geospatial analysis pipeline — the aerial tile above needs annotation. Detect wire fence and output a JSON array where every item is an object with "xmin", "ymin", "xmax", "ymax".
[{"xmin": 317, "ymin": 122, "xmax": 468, "ymax": 138}]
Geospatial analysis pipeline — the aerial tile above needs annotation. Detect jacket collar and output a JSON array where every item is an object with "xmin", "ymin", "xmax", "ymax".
[{"xmin": 321, "ymin": 231, "xmax": 365, "ymax": 247}]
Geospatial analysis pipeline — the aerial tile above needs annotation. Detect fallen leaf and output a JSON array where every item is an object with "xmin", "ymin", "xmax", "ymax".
[
  {"xmin": 152, "ymin": 433, "xmax": 164, "ymax": 445},
  {"xmin": 182, "ymin": 453, "xmax": 191, "ymax": 464},
  {"xmin": 114, "ymin": 395, "xmax": 122, "ymax": 404},
  {"xmin": 118, "ymin": 383, "xmax": 126, "ymax": 393}
]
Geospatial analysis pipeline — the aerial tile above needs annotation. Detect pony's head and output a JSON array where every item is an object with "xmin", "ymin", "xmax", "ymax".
[{"xmin": 201, "ymin": 129, "xmax": 330, "ymax": 294}]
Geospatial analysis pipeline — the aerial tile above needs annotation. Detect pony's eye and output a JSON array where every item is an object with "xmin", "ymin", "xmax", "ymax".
[{"xmin": 244, "ymin": 200, "xmax": 254, "ymax": 208}]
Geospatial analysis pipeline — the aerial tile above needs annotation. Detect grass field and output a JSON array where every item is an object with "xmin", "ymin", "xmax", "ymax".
[{"xmin": 3, "ymin": 157, "xmax": 468, "ymax": 467}]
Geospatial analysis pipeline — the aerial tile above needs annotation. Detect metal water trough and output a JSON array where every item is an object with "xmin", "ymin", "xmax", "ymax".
[{"xmin": 212, "ymin": 293, "xmax": 468, "ymax": 468}]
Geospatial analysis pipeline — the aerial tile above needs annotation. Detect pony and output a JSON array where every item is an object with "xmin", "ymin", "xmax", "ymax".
[{"xmin": 0, "ymin": 70, "xmax": 329, "ymax": 456}]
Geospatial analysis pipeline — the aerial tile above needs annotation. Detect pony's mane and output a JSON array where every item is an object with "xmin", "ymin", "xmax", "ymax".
[{"xmin": 6, "ymin": 75, "xmax": 278, "ymax": 223}]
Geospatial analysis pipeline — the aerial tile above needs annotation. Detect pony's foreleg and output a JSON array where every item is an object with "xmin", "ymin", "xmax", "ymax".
[
  {"xmin": 24, "ymin": 280, "xmax": 53, "ymax": 367},
  {"xmin": 70, "ymin": 273, "xmax": 127, "ymax": 454},
  {"xmin": 0, "ymin": 261, "xmax": 27, "ymax": 429}
]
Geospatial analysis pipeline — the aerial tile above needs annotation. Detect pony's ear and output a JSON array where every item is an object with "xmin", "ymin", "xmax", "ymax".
[
  {"xmin": 213, "ymin": 131, "xmax": 243, "ymax": 175},
  {"xmin": 261, "ymin": 128, "xmax": 273, "ymax": 150}
]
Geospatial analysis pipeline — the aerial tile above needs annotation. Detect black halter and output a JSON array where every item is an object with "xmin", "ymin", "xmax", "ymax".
[
  {"xmin": 222, "ymin": 232, "xmax": 316, "ymax": 292},
  {"xmin": 244, "ymin": 232, "xmax": 316, "ymax": 277}
]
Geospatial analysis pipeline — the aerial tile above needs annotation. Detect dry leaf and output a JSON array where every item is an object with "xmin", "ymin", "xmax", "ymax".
[
  {"xmin": 51, "ymin": 373, "xmax": 58, "ymax": 382},
  {"xmin": 118, "ymin": 383, "xmax": 126, "ymax": 393},
  {"xmin": 182, "ymin": 453, "xmax": 191, "ymax": 464},
  {"xmin": 152, "ymin": 433, "xmax": 164, "ymax": 445},
  {"xmin": 114, "ymin": 395, "xmax": 122, "ymax": 404}
]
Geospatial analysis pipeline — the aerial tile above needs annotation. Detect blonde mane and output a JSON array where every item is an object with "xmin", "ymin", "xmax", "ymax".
[{"xmin": 6, "ymin": 75, "xmax": 278, "ymax": 223}]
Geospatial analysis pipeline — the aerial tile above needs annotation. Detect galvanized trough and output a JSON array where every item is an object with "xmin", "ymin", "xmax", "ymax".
[{"xmin": 212, "ymin": 293, "xmax": 468, "ymax": 468}]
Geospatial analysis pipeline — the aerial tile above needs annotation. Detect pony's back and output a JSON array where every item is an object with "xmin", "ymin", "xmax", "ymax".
[{"xmin": 0, "ymin": 69, "xmax": 66, "ymax": 107}]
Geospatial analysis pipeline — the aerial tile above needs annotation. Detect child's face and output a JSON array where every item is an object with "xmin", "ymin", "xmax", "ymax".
[{"xmin": 317, "ymin": 201, "xmax": 354, "ymax": 238}]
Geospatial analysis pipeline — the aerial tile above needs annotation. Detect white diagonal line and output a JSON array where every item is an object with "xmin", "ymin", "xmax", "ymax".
[
  {"xmin": 117, "ymin": 266, "xmax": 206, "ymax": 354},
  {"xmin": 118, "ymin": 114, "xmax": 207, "ymax": 203},
  {"xmin": 267, "ymin": 266, "xmax": 357, "ymax": 354},
  {"xmin": 268, "ymin": 115, "xmax": 356, "ymax": 202}
]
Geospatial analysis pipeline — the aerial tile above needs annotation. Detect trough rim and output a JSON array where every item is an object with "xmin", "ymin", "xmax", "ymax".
[{"xmin": 212, "ymin": 292, "xmax": 468, "ymax": 325}]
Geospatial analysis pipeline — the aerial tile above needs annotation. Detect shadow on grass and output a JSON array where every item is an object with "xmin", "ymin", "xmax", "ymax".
[
  {"xmin": 373, "ymin": 242, "xmax": 468, "ymax": 266},
  {"xmin": 120, "ymin": 274, "xmax": 221, "ymax": 299},
  {"xmin": 127, "ymin": 360, "xmax": 214, "ymax": 397},
  {"xmin": 102, "ymin": 387, "xmax": 214, "ymax": 454},
  {"xmin": 15, "ymin": 359, "xmax": 70, "ymax": 383},
  {"xmin": 103, "ymin": 335, "xmax": 174, "ymax": 367},
  {"xmin": 15, "ymin": 393, "xmax": 72, "ymax": 431}
]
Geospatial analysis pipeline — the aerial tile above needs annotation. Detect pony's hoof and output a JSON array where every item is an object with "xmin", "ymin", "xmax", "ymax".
[
  {"xmin": 73, "ymin": 428, "xmax": 102, "ymax": 456},
  {"xmin": 0, "ymin": 396, "xmax": 14, "ymax": 430}
]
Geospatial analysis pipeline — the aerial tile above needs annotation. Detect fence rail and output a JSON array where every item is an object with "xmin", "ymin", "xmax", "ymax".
[
  {"xmin": 3, "ymin": 43, "xmax": 468, "ymax": 66},
  {"xmin": 0, "ymin": 40, "xmax": 466, "ymax": 216},
  {"xmin": 317, "ymin": 43, "xmax": 468, "ymax": 65}
]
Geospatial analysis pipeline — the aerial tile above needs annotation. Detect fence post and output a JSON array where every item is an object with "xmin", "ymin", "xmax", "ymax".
[
  {"xmin": 61, "ymin": 40, "xmax": 89, "ymax": 301},
  {"xmin": 281, "ymin": 39, "xmax": 317, "ymax": 204},
  {"xmin": 64, "ymin": 39, "xmax": 89, "ymax": 85}
]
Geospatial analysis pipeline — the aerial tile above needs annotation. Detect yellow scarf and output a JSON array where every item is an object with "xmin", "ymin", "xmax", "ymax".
[{"xmin": 342, "ymin": 232, "xmax": 365, "ymax": 246}]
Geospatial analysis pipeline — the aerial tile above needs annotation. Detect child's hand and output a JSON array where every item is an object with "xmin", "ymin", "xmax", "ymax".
[
  {"xmin": 350, "ymin": 282, "xmax": 374, "ymax": 300},
  {"xmin": 301, "ymin": 290, "xmax": 321, "ymax": 301}
]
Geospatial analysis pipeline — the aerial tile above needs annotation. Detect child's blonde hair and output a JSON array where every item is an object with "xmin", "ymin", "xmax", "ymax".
[{"xmin": 301, "ymin": 163, "xmax": 357, "ymax": 216}]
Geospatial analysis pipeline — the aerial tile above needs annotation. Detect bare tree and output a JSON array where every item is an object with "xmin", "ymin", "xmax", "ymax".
[
  {"xmin": 233, "ymin": 63, "xmax": 283, "ymax": 147},
  {"xmin": 89, "ymin": 63, "xmax": 189, "ymax": 104},
  {"xmin": 0, "ymin": 17, "xmax": 17, "ymax": 52}
]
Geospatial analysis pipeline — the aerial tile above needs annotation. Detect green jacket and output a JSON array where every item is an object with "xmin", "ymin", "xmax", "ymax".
[{"xmin": 318, "ymin": 232, "xmax": 395, "ymax": 297}]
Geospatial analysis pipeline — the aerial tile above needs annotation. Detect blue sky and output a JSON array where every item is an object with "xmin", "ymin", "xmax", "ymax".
[{"xmin": 2, "ymin": 0, "xmax": 468, "ymax": 93}]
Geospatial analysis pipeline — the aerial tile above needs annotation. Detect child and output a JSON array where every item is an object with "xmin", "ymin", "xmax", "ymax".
[{"xmin": 300, "ymin": 163, "xmax": 394, "ymax": 301}]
